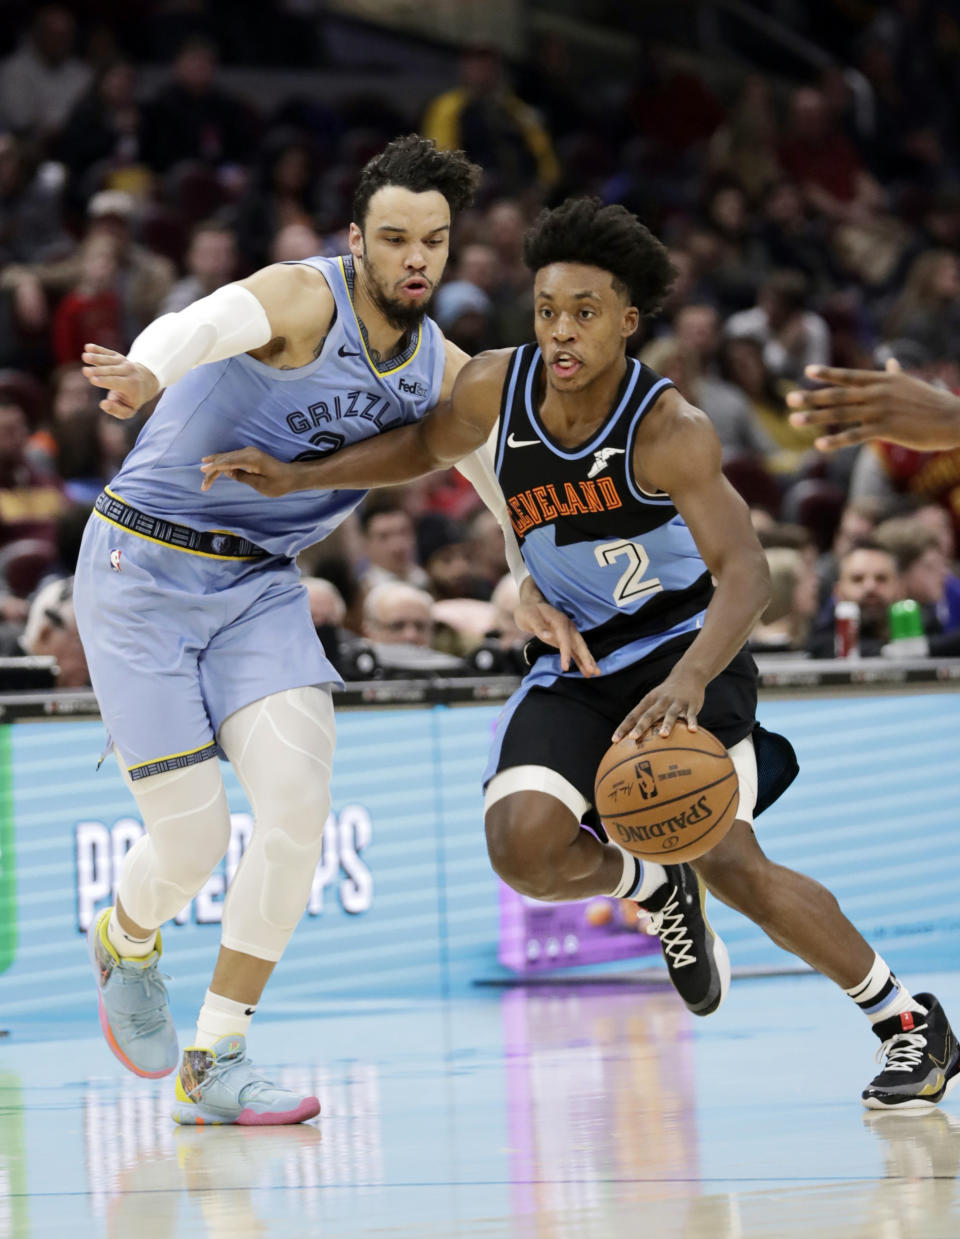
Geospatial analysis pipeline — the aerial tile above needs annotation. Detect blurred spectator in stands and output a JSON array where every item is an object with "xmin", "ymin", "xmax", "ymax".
[
  {"xmin": 0, "ymin": 5, "xmax": 91, "ymax": 141},
  {"xmin": 161, "ymin": 221, "xmax": 238, "ymax": 314},
  {"xmin": 807, "ymin": 540, "xmax": 899, "ymax": 657},
  {"xmin": 778, "ymin": 86, "xmax": 885, "ymax": 226},
  {"xmin": 466, "ymin": 506, "xmax": 508, "ymax": 595},
  {"xmin": 815, "ymin": 495, "xmax": 886, "ymax": 607},
  {"xmin": 271, "ymin": 221, "xmax": 323, "ymax": 264},
  {"xmin": 621, "ymin": 43, "xmax": 724, "ymax": 166},
  {"xmin": 0, "ymin": 397, "xmax": 63, "ymax": 548},
  {"xmin": 236, "ymin": 132, "xmax": 322, "ymax": 268},
  {"xmin": 756, "ymin": 179, "xmax": 834, "ymax": 296},
  {"xmin": 913, "ymin": 501, "xmax": 960, "ymax": 630},
  {"xmin": 433, "ymin": 280, "xmax": 495, "ymax": 353},
  {"xmin": 5, "ymin": 189, "xmax": 174, "ymax": 342},
  {"xmin": 416, "ymin": 514, "xmax": 480, "ymax": 601},
  {"xmin": 707, "ymin": 74, "xmax": 782, "ymax": 204},
  {"xmin": 640, "ymin": 336, "xmax": 777, "ymax": 463},
  {"xmin": 874, "ymin": 515, "xmax": 958, "ymax": 635},
  {"xmin": 363, "ymin": 581, "xmax": 435, "ymax": 648},
  {"xmin": 719, "ymin": 335, "xmax": 815, "ymax": 478},
  {"xmin": 883, "ymin": 250, "xmax": 960, "ymax": 360},
  {"xmin": 522, "ymin": 33, "xmax": 592, "ymax": 143},
  {"xmin": 422, "ymin": 44, "xmax": 559, "ymax": 196},
  {"xmin": 359, "ymin": 494, "xmax": 430, "ymax": 592},
  {"xmin": 302, "ymin": 576, "xmax": 346, "ymax": 629},
  {"xmin": 52, "ymin": 403, "xmax": 129, "ymax": 505},
  {"xmin": 699, "ymin": 181, "xmax": 767, "ymax": 313},
  {"xmin": 853, "ymin": 36, "xmax": 947, "ymax": 191},
  {"xmin": 0, "ymin": 132, "xmax": 71, "ymax": 265},
  {"xmin": 751, "ymin": 546, "xmax": 819, "ymax": 652},
  {"xmin": 455, "ymin": 242, "xmax": 498, "ymax": 297},
  {"xmin": 142, "ymin": 36, "xmax": 254, "ymax": 174},
  {"xmin": 672, "ymin": 303, "xmax": 723, "ymax": 376},
  {"xmin": 482, "ymin": 199, "xmax": 534, "ymax": 343},
  {"xmin": 20, "ymin": 575, "xmax": 89, "ymax": 687},
  {"xmin": 56, "ymin": 59, "xmax": 147, "ymax": 201},
  {"xmin": 724, "ymin": 269, "xmax": 830, "ymax": 382},
  {"xmin": 52, "ymin": 234, "xmax": 123, "ymax": 365}
]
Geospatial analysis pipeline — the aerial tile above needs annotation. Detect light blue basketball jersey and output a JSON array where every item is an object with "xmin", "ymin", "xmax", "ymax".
[{"xmin": 107, "ymin": 255, "xmax": 446, "ymax": 558}]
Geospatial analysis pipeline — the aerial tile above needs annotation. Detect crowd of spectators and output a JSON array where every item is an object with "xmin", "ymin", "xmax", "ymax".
[{"xmin": 2, "ymin": 2, "xmax": 960, "ymax": 685}]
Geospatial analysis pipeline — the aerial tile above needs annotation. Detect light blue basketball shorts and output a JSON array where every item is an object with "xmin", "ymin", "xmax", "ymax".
[{"xmin": 73, "ymin": 511, "xmax": 340, "ymax": 779}]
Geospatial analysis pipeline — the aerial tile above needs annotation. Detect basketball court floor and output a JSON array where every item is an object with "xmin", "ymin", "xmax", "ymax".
[{"xmin": 3, "ymin": 969, "xmax": 959, "ymax": 1238}]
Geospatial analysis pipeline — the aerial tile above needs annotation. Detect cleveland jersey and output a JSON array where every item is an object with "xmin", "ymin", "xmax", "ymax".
[
  {"xmin": 494, "ymin": 344, "xmax": 713, "ymax": 681},
  {"xmin": 108, "ymin": 255, "xmax": 446, "ymax": 559}
]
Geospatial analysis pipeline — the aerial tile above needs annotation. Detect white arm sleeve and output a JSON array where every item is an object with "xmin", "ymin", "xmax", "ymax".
[
  {"xmin": 454, "ymin": 425, "xmax": 529, "ymax": 587},
  {"xmin": 127, "ymin": 283, "xmax": 273, "ymax": 390}
]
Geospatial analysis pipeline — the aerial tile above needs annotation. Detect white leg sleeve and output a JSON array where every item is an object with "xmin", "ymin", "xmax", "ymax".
[
  {"xmin": 118, "ymin": 758, "xmax": 232, "ymax": 930},
  {"xmin": 216, "ymin": 686, "xmax": 336, "ymax": 962}
]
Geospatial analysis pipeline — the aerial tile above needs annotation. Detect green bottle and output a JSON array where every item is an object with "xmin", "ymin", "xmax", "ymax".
[{"xmin": 888, "ymin": 599, "xmax": 927, "ymax": 655}]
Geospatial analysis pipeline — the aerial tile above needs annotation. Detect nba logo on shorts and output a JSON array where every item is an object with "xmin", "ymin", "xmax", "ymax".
[
  {"xmin": 109, "ymin": 549, "xmax": 122, "ymax": 572},
  {"xmin": 634, "ymin": 760, "xmax": 658, "ymax": 800},
  {"xmin": 210, "ymin": 535, "xmax": 228, "ymax": 554}
]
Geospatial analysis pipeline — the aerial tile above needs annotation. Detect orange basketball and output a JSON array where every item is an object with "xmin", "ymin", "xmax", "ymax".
[{"xmin": 594, "ymin": 726, "xmax": 739, "ymax": 863}]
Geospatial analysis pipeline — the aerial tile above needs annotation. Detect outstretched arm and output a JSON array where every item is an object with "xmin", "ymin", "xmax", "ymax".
[
  {"xmin": 786, "ymin": 358, "xmax": 960, "ymax": 451},
  {"xmin": 200, "ymin": 348, "xmax": 510, "ymax": 494},
  {"xmin": 613, "ymin": 389, "xmax": 770, "ymax": 741},
  {"xmin": 81, "ymin": 263, "xmax": 334, "ymax": 418}
]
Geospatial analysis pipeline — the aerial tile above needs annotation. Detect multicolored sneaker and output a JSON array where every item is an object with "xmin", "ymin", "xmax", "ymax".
[
  {"xmin": 862, "ymin": 993, "xmax": 960, "ymax": 1111},
  {"xmin": 171, "ymin": 1036, "xmax": 321, "ymax": 1126},
  {"xmin": 87, "ymin": 906, "xmax": 178, "ymax": 1078},
  {"xmin": 639, "ymin": 863, "xmax": 730, "ymax": 1017}
]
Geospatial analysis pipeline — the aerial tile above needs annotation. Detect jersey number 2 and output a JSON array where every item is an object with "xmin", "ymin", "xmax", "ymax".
[{"xmin": 594, "ymin": 539, "xmax": 663, "ymax": 606}]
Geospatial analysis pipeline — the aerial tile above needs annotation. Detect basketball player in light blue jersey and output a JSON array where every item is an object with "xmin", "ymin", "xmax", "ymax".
[
  {"xmin": 204, "ymin": 198, "xmax": 960, "ymax": 1112},
  {"xmin": 73, "ymin": 135, "xmax": 527, "ymax": 1126}
]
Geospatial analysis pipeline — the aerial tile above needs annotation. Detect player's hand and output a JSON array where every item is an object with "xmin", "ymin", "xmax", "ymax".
[
  {"xmin": 514, "ymin": 600, "xmax": 599, "ymax": 677},
  {"xmin": 81, "ymin": 344, "xmax": 159, "ymax": 419},
  {"xmin": 786, "ymin": 359, "xmax": 960, "ymax": 451},
  {"xmin": 612, "ymin": 669, "xmax": 706, "ymax": 743},
  {"xmin": 200, "ymin": 446, "xmax": 300, "ymax": 495}
]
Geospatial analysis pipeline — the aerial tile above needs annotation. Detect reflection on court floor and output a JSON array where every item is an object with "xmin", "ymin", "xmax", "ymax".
[{"xmin": 2, "ymin": 973, "xmax": 960, "ymax": 1237}]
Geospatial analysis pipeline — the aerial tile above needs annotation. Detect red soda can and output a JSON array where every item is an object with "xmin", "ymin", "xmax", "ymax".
[{"xmin": 834, "ymin": 600, "xmax": 860, "ymax": 658}]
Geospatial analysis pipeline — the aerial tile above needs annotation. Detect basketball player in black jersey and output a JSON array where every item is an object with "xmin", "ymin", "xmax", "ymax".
[{"xmin": 203, "ymin": 199, "xmax": 958, "ymax": 1110}]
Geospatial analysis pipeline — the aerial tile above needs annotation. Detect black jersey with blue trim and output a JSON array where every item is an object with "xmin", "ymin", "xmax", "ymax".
[{"xmin": 494, "ymin": 344, "xmax": 714, "ymax": 679}]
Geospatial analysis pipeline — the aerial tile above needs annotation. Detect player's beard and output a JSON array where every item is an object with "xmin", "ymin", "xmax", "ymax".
[{"xmin": 360, "ymin": 248, "xmax": 434, "ymax": 332}]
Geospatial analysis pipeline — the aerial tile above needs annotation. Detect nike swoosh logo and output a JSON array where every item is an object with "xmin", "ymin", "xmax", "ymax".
[
  {"xmin": 507, "ymin": 433, "xmax": 540, "ymax": 448},
  {"xmin": 338, "ymin": 344, "xmax": 361, "ymax": 358}
]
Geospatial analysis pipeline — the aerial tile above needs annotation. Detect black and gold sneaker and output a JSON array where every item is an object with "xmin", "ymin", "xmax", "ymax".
[
  {"xmin": 863, "ymin": 993, "xmax": 960, "ymax": 1111},
  {"xmin": 639, "ymin": 863, "xmax": 730, "ymax": 1016}
]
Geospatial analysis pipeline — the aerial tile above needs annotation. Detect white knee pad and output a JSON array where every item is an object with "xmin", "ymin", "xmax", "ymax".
[
  {"xmin": 217, "ymin": 686, "xmax": 336, "ymax": 961},
  {"xmin": 118, "ymin": 758, "xmax": 231, "ymax": 929}
]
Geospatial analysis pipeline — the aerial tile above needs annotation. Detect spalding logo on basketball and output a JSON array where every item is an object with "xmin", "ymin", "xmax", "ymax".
[{"xmin": 594, "ymin": 726, "xmax": 739, "ymax": 863}]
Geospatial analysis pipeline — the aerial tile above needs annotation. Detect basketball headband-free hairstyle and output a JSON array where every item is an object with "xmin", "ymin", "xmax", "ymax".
[
  {"xmin": 352, "ymin": 135, "xmax": 483, "ymax": 231},
  {"xmin": 523, "ymin": 197, "xmax": 676, "ymax": 317}
]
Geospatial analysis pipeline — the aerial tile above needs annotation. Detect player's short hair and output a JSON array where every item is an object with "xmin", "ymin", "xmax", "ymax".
[
  {"xmin": 352, "ymin": 135, "xmax": 482, "ymax": 231},
  {"xmin": 523, "ymin": 197, "xmax": 675, "ymax": 317}
]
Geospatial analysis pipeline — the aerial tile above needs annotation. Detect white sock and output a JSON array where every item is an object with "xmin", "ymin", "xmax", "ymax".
[
  {"xmin": 106, "ymin": 906, "xmax": 157, "ymax": 958},
  {"xmin": 845, "ymin": 953, "xmax": 926, "ymax": 1026},
  {"xmin": 609, "ymin": 850, "xmax": 668, "ymax": 902},
  {"xmin": 193, "ymin": 989, "xmax": 255, "ymax": 1050}
]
